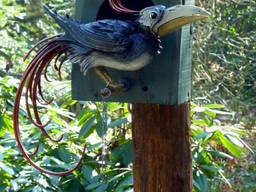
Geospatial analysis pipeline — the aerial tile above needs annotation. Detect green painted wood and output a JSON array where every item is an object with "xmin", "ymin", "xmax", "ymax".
[{"xmin": 72, "ymin": 0, "xmax": 193, "ymax": 104}]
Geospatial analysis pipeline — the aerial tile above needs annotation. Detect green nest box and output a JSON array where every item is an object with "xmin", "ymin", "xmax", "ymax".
[{"xmin": 72, "ymin": 0, "xmax": 194, "ymax": 105}]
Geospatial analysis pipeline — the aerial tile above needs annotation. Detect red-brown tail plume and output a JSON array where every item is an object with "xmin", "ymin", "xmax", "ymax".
[
  {"xmin": 13, "ymin": 35, "xmax": 86, "ymax": 176},
  {"xmin": 108, "ymin": 0, "xmax": 140, "ymax": 13}
]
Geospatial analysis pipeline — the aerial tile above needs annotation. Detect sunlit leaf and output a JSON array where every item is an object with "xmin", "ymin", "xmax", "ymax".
[
  {"xmin": 194, "ymin": 172, "xmax": 208, "ymax": 192},
  {"xmin": 11, "ymin": 180, "xmax": 19, "ymax": 191},
  {"xmin": 0, "ymin": 161, "xmax": 15, "ymax": 175},
  {"xmin": 79, "ymin": 117, "xmax": 97, "ymax": 138},
  {"xmin": 208, "ymin": 109, "xmax": 233, "ymax": 115},
  {"xmin": 192, "ymin": 119, "xmax": 209, "ymax": 127},
  {"xmin": 206, "ymin": 150, "xmax": 233, "ymax": 159},
  {"xmin": 96, "ymin": 115, "xmax": 109, "ymax": 138},
  {"xmin": 108, "ymin": 117, "xmax": 128, "ymax": 128},
  {"xmin": 217, "ymin": 131, "xmax": 244, "ymax": 157},
  {"xmin": 226, "ymin": 135, "xmax": 244, "ymax": 148},
  {"xmin": 195, "ymin": 132, "xmax": 213, "ymax": 140},
  {"xmin": 204, "ymin": 104, "xmax": 225, "ymax": 109},
  {"xmin": 108, "ymin": 171, "xmax": 130, "ymax": 183}
]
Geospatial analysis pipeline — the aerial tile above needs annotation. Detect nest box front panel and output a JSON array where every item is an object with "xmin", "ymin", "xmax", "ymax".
[{"xmin": 72, "ymin": 0, "xmax": 193, "ymax": 105}]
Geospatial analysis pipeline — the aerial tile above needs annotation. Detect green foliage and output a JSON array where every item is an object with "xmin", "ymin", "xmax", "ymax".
[
  {"xmin": 0, "ymin": 74, "xmax": 133, "ymax": 191},
  {"xmin": 191, "ymin": 100, "xmax": 252, "ymax": 191},
  {"xmin": 193, "ymin": 0, "xmax": 256, "ymax": 126},
  {"xmin": 0, "ymin": 0, "xmax": 74, "ymax": 73},
  {"xmin": 192, "ymin": 0, "xmax": 256, "ymax": 190}
]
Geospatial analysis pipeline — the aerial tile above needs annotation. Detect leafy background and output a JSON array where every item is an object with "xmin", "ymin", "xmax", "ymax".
[{"xmin": 0, "ymin": 0, "xmax": 255, "ymax": 191}]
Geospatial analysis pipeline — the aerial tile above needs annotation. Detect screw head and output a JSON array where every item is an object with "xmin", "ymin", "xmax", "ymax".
[{"xmin": 100, "ymin": 88, "xmax": 112, "ymax": 98}]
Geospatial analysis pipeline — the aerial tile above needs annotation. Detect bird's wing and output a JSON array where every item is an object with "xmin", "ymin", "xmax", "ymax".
[
  {"xmin": 69, "ymin": 20, "xmax": 136, "ymax": 53},
  {"xmin": 43, "ymin": 6, "xmax": 136, "ymax": 53}
]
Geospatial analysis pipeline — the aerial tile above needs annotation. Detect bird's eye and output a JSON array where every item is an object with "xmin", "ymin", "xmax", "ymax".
[{"xmin": 150, "ymin": 12, "xmax": 158, "ymax": 19}]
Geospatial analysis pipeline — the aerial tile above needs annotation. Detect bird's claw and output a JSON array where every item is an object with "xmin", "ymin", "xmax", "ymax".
[
  {"xmin": 100, "ymin": 82, "xmax": 126, "ymax": 98},
  {"xmin": 100, "ymin": 87, "xmax": 112, "ymax": 98},
  {"xmin": 94, "ymin": 67, "xmax": 130, "ymax": 98}
]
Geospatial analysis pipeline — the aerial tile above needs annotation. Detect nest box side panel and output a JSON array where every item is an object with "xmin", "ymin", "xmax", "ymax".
[
  {"xmin": 177, "ymin": 0, "xmax": 194, "ymax": 103},
  {"xmin": 72, "ymin": 0, "xmax": 193, "ymax": 105}
]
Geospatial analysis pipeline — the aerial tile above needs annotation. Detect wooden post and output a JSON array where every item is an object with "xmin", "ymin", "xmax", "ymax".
[{"xmin": 132, "ymin": 103, "xmax": 192, "ymax": 192}]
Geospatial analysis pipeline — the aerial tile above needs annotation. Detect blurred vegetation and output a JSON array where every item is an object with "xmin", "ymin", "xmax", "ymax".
[
  {"xmin": 193, "ymin": 0, "xmax": 256, "ymax": 191},
  {"xmin": 193, "ymin": 0, "xmax": 256, "ymax": 127},
  {"xmin": 0, "ymin": 0, "xmax": 255, "ymax": 192}
]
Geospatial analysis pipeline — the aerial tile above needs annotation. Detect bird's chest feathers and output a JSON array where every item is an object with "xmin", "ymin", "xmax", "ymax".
[
  {"xmin": 93, "ymin": 52, "xmax": 152, "ymax": 71},
  {"xmin": 79, "ymin": 32, "xmax": 160, "ymax": 72},
  {"xmin": 128, "ymin": 33, "xmax": 160, "ymax": 57}
]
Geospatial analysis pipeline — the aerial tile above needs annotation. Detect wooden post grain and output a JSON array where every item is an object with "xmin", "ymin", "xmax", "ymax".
[{"xmin": 132, "ymin": 103, "xmax": 192, "ymax": 192}]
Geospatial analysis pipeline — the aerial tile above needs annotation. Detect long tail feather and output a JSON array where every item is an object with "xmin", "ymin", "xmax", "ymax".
[
  {"xmin": 27, "ymin": 142, "xmax": 40, "ymax": 157},
  {"xmin": 14, "ymin": 37, "xmax": 86, "ymax": 176},
  {"xmin": 54, "ymin": 51, "xmax": 67, "ymax": 80},
  {"xmin": 23, "ymin": 35, "xmax": 62, "ymax": 61}
]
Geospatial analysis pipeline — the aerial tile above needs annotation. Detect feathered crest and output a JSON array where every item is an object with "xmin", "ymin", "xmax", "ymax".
[{"xmin": 108, "ymin": 0, "xmax": 140, "ymax": 13}]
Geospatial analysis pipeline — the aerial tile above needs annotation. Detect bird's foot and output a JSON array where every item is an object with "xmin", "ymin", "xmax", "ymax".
[
  {"xmin": 100, "ymin": 82, "xmax": 127, "ymax": 98},
  {"xmin": 93, "ymin": 67, "xmax": 130, "ymax": 98}
]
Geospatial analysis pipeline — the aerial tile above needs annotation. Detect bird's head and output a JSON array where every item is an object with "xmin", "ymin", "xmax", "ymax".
[
  {"xmin": 137, "ymin": 4, "xmax": 209, "ymax": 36},
  {"xmin": 137, "ymin": 5, "xmax": 166, "ymax": 33},
  {"xmin": 108, "ymin": 0, "xmax": 209, "ymax": 36}
]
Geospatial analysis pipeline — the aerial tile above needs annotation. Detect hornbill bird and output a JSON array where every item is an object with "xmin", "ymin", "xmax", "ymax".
[{"xmin": 13, "ymin": 0, "xmax": 209, "ymax": 176}]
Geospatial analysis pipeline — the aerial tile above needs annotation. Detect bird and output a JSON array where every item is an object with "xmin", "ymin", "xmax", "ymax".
[{"xmin": 13, "ymin": 0, "xmax": 209, "ymax": 176}]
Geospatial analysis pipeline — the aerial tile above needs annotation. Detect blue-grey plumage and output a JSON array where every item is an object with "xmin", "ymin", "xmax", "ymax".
[
  {"xmin": 43, "ymin": 4, "xmax": 209, "ymax": 75},
  {"xmin": 43, "ymin": 5, "xmax": 163, "ymax": 75}
]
